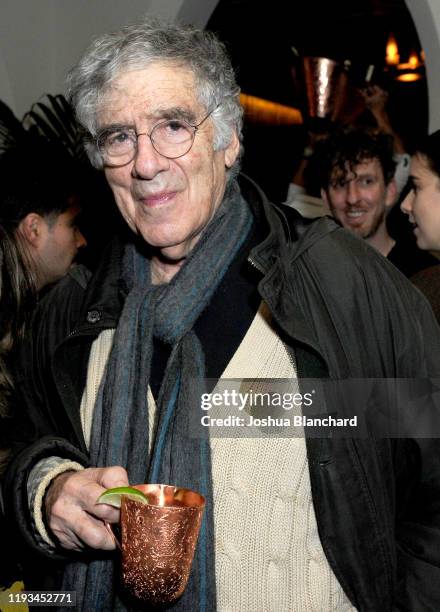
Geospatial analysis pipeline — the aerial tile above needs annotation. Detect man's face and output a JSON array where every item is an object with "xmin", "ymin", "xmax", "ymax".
[
  {"xmin": 38, "ymin": 204, "xmax": 86, "ymax": 288},
  {"xmin": 98, "ymin": 63, "xmax": 239, "ymax": 265},
  {"xmin": 322, "ymin": 158, "xmax": 396, "ymax": 240}
]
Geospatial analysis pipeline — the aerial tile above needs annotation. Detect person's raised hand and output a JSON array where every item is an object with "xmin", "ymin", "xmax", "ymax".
[{"xmin": 359, "ymin": 84, "xmax": 388, "ymax": 114}]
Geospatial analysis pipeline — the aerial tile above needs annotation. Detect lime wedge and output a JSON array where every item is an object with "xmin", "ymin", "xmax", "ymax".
[{"xmin": 96, "ymin": 486, "xmax": 149, "ymax": 508}]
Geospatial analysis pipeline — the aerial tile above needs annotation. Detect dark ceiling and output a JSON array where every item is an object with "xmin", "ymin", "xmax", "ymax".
[
  {"xmin": 208, "ymin": 0, "xmax": 422, "ymax": 103},
  {"xmin": 207, "ymin": 0, "xmax": 427, "ymax": 201}
]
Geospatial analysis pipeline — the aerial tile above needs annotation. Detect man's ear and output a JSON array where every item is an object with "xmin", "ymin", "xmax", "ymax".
[
  {"xmin": 321, "ymin": 188, "xmax": 331, "ymax": 212},
  {"xmin": 385, "ymin": 178, "xmax": 398, "ymax": 210},
  {"xmin": 224, "ymin": 131, "xmax": 241, "ymax": 168},
  {"xmin": 16, "ymin": 213, "xmax": 45, "ymax": 247}
]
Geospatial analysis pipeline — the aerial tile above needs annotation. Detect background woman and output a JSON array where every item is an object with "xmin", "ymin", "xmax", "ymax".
[
  {"xmin": 401, "ymin": 130, "xmax": 440, "ymax": 323},
  {"xmin": 0, "ymin": 223, "xmax": 35, "ymax": 589}
]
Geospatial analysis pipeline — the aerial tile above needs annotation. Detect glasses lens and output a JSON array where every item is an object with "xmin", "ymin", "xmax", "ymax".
[
  {"xmin": 151, "ymin": 120, "xmax": 194, "ymax": 158},
  {"xmin": 98, "ymin": 128, "xmax": 136, "ymax": 162},
  {"xmin": 97, "ymin": 119, "xmax": 198, "ymax": 164}
]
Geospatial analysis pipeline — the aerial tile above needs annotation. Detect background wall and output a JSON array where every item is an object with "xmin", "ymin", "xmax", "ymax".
[
  {"xmin": 0, "ymin": 0, "xmax": 218, "ymax": 118},
  {"xmin": 0, "ymin": 0, "xmax": 439, "ymax": 130},
  {"xmin": 406, "ymin": 0, "xmax": 440, "ymax": 132}
]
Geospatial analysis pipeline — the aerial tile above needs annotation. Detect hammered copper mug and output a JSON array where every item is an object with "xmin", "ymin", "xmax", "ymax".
[{"xmin": 113, "ymin": 484, "xmax": 205, "ymax": 606}]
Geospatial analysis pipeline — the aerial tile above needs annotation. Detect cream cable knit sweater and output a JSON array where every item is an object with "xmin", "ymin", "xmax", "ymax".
[{"xmin": 209, "ymin": 302, "xmax": 355, "ymax": 612}]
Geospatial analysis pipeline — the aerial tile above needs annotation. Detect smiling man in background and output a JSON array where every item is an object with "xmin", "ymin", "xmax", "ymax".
[{"xmin": 318, "ymin": 126, "xmax": 438, "ymax": 277}]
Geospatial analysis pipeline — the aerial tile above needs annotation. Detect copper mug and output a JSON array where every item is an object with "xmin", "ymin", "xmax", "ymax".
[{"xmin": 110, "ymin": 484, "xmax": 205, "ymax": 606}]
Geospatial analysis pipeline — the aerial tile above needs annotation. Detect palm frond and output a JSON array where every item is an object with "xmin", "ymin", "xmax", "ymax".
[
  {"xmin": 0, "ymin": 100, "xmax": 27, "ymax": 153},
  {"xmin": 22, "ymin": 94, "xmax": 86, "ymax": 162}
]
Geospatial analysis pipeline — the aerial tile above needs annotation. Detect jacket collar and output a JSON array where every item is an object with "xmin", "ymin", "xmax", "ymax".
[
  {"xmin": 239, "ymin": 173, "xmax": 339, "ymax": 274},
  {"xmin": 239, "ymin": 173, "xmax": 337, "ymax": 366}
]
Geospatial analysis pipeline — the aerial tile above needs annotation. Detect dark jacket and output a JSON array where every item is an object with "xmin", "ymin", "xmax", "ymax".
[
  {"xmin": 4, "ymin": 175, "xmax": 440, "ymax": 611},
  {"xmin": 387, "ymin": 235, "xmax": 439, "ymax": 278},
  {"xmin": 411, "ymin": 264, "xmax": 440, "ymax": 325}
]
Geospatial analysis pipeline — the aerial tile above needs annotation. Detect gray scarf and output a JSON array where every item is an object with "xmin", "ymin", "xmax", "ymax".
[{"xmin": 62, "ymin": 181, "xmax": 253, "ymax": 610}]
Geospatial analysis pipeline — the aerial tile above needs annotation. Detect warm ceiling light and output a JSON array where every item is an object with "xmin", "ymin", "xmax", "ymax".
[
  {"xmin": 394, "ymin": 50, "xmax": 424, "ymax": 82},
  {"xmin": 385, "ymin": 33, "xmax": 400, "ymax": 66},
  {"xmin": 396, "ymin": 72, "xmax": 422, "ymax": 82},
  {"xmin": 408, "ymin": 51, "xmax": 420, "ymax": 69},
  {"xmin": 398, "ymin": 51, "xmax": 422, "ymax": 71},
  {"xmin": 239, "ymin": 93, "xmax": 303, "ymax": 125}
]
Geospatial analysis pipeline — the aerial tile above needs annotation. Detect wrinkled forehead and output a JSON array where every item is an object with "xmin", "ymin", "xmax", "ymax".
[{"xmin": 96, "ymin": 62, "xmax": 200, "ymax": 126}]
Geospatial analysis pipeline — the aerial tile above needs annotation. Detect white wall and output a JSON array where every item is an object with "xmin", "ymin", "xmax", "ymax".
[
  {"xmin": 405, "ymin": 0, "xmax": 440, "ymax": 132},
  {"xmin": 0, "ymin": 0, "xmax": 218, "ymax": 119},
  {"xmin": 3, "ymin": 0, "xmax": 438, "ymax": 129}
]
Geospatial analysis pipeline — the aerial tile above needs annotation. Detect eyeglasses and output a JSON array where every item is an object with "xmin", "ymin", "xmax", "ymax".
[{"xmin": 96, "ymin": 107, "xmax": 217, "ymax": 167}]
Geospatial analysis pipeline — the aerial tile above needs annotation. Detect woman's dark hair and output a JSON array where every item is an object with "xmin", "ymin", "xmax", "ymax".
[
  {"xmin": 0, "ymin": 224, "xmax": 35, "ymax": 470},
  {"xmin": 415, "ymin": 129, "xmax": 440, "ymax": 178}
]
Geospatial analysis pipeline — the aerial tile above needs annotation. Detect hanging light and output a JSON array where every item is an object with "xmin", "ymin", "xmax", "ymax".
[
  {"xmin": 396, "ymin": 50, "xmax": 424, "ymax": 82},
  {"xmin": 397, "ymin": 50, "xmax": 422, "ymax": 71},
  {"xmin": 384, "ymin": 32, "xmax": 424, "ymax": 83},
  {"xmin": 408, "ymin": 51, "xmax": 420, "ymax": 69},
  {"xmin": 396, "ymin": 72, "xmax": 422, "ymax": 82},
  {"xmin": 385, "ymin": 33, "xmax": 400, "ymax": 66}
]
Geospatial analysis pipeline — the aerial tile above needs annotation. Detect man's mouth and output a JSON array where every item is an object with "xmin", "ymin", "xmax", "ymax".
[
  {"xmin": 343, "ymin": 208, "xmax": 369, "ymax": 225},
  {"xmin": 137, "ymin": 191, "xmax": 177, "ymax": 207},
  {"xmin": 346, "ymin": 209, "xmax": 368, "ymax": 219}
]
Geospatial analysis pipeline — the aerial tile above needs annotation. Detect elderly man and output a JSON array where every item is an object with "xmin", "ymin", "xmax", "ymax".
[
  {"xmin": 4, "ymin": 19, "xmax": 440, "ymax": 612},
  {"xmin": 317, "ymin": 126, "xmax": 438, "ymax": 277}
]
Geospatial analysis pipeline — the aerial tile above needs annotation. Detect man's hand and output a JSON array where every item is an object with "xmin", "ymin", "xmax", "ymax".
[
  {"xmin": 358, "ymin": 84, "xmax": 405, "ymax": 154},
  {"xmin": 44, "ymin": 466, "xmax": 129, "ymax": 551}
]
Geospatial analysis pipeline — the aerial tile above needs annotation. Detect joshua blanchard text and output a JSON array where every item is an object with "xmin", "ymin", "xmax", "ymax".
[{"xmin": 201, "ymin": 415, "xmax": 358, "ymax": 427}]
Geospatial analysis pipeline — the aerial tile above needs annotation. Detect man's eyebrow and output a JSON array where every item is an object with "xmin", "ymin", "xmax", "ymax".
[
  {"xmin": 154, "ymin": 106, "xmax": 197, "ymax": 123},
  {"xmin": 97, "ymin": 108, "xmax": 198, "ymax": 132},
  {"xmin": 96, "ymin": 122, "xmax": 134, "ymax": 134}
]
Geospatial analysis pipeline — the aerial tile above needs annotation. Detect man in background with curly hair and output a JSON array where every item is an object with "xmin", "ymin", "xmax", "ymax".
[{"xmin": 317, "ymin": 125, "xmax": 438, "ymax": 277}]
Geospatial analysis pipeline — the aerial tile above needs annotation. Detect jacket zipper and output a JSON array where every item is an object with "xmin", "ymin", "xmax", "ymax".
[
  {"xmin": 65, "ymin": 320, "xmax": 116, "ymax": 340},
  {"xmin": 247, "ymin": 255, "xmax": 266, "ymax": 274}
]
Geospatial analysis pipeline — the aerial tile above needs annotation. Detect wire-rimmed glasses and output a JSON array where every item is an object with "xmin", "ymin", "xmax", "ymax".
[{"xmin": 96, "ymin": 107, "xmax": 217, "ymax": 167}]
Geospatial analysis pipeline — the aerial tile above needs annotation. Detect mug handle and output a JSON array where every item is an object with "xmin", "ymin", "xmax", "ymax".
[{"xmin": 105, "ymin": 521, "xmax": 122, "ymax": 551}]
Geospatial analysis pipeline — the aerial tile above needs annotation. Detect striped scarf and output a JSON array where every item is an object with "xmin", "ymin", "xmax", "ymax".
[{"xmin": 62, "ymin": 181, "xmax": 253, "ymax": 610}]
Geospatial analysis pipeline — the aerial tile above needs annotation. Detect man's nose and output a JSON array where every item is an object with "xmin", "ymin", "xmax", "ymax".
[
  {"xmin": 132, "ymin": 134, "xmax": 170, "ymax": 179},
  {"xmin": 346, "ymin": 181, "xmax": 360, "ymax": 204}
]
